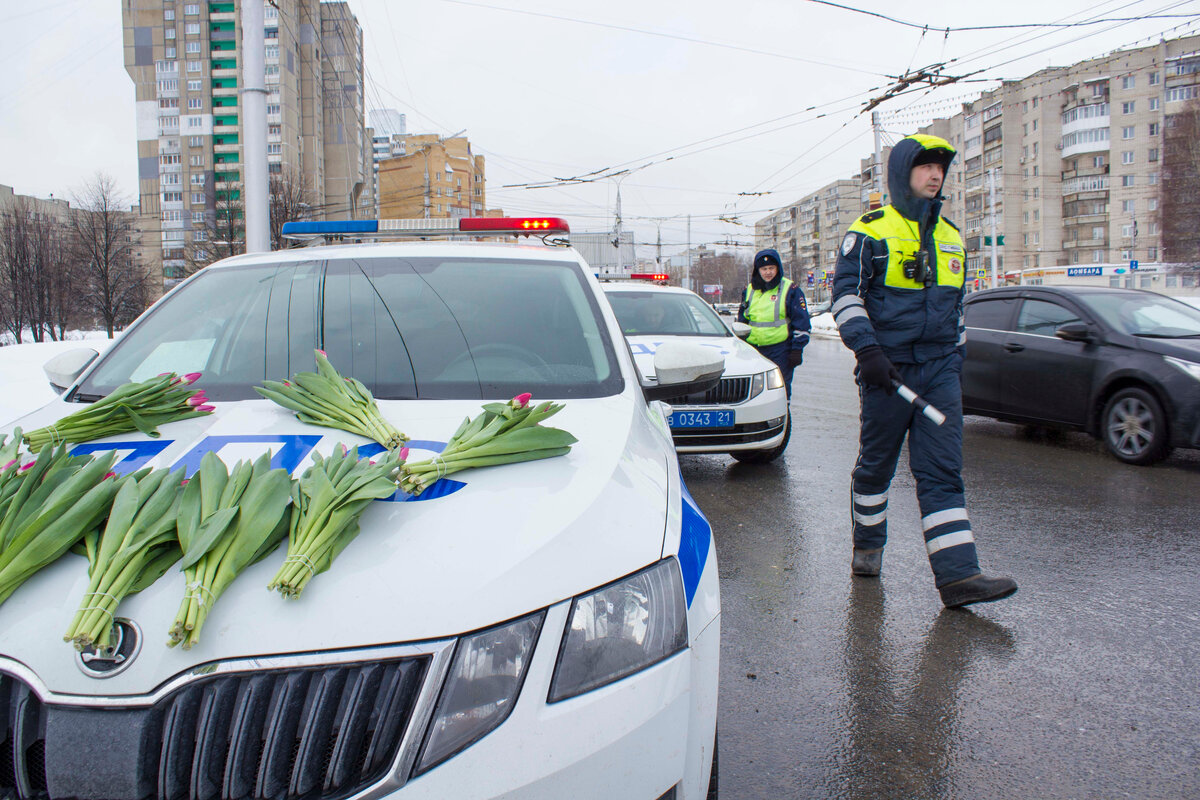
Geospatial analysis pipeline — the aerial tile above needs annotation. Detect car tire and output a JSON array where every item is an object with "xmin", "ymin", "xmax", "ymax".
[
  {"xmin": 706, "ymin": 729, "xmax": 719, "ymax": 799},
  {"xmin": 1102, "ymin": 387, "xmax": 1171, "ymax": 465},
  {"xmin": 730, "ymin": 412, "xmax": 790, "ymax": 464}
]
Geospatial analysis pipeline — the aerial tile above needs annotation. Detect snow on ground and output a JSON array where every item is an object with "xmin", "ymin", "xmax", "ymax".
[
  {"xmin": 810, "ymin": 312, "xmax": 839, "ymax": 338},
  {"xmin": 0, "ymin": 333, "xmax": 114, "ymax": 427}
]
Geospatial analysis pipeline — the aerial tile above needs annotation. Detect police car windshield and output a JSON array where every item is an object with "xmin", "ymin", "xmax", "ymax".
[
  {"xmin": 76, "ymin": 256, "xmax": 624, "ymax": 401},
  {"xmin": 608, "ymin": 291, "xmax": 730, "ymax": 336}
]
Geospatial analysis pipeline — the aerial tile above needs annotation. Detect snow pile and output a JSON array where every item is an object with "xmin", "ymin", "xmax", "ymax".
[
  {"xmin": 809, "ymin": 312, "xmax": 838, "ymax": 338},
  {"xmin": 0, "ymin": 334, "xmax": 113, "ymax": 427}
]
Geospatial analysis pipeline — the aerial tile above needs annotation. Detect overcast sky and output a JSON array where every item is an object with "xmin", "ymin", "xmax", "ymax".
[{"xmin": 3, "ymin": 0, "xmax": 1198, "ymax": 257}]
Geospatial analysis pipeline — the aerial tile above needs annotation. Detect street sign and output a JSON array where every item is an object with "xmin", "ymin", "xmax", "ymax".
[
  {"xmin": 1130, "ymin": 260, "xmax": 1139, "ymax": 270},
  {"xmin": 983, "ymin": 235, "xmax": 1006, "ymax": 246},
  {"xmin": 1067, "ymin": 267, "xmax": 1103, "ymax": 277},
  {"xmin": 807, "ymin": 274, "xmax": 814, "ymax": 286}
]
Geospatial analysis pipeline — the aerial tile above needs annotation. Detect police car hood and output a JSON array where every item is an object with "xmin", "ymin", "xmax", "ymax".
[
  {"xmin": 624, "ymin": 334, "xmax": 770, "ymax": 384},
  {"xmin": 0, "ymin": 395, "xmax": 670, "ymax": 697}
]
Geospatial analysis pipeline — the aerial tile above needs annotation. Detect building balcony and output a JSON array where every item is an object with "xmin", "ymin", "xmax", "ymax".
[
  {"xmin": 214, "ymin": 124, "xmax": 238, "ymax": 135},
  {"xmin": 213, "ymin": 84, "xmax": 238, "ymax": 96},
  {"xmin": 210, "ymin": 11, "xmax": 236, "ymax": 23},
  {"xmin": 212, "ymin": 68, "xmax": 237, "ymax": 79},
  {"xmin": 214, "ymin": 144, "xmax": 239, "ymax": 156}
]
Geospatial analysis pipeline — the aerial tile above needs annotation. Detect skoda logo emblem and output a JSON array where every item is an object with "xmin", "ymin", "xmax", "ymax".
[{"xmin": 76, "ymin": 618, "xmax": 142, "ymax": 679}]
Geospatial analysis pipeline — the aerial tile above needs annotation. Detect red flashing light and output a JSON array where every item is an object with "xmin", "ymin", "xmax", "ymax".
[
  {"xmin": 631, "ymin": 273, "xmax": 670, "ymax": 282},
  {"xmin": 459, "ymin": 217, "xmax": 570, "ymax": 234}
]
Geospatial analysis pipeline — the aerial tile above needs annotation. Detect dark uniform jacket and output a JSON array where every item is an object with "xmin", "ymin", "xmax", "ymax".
[{"xmin": 832, "ymin": 135, "xmax": 967, "ymax": 364}]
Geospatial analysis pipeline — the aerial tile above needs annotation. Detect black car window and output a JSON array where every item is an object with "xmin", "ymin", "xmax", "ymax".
[
  {"xmin": 964, "ymin": 298, "xmax": 1017, "ymax": 331},
  {"xmin": 1016, "ymin": 300, "xmax": 1082, "ymax": 336}
]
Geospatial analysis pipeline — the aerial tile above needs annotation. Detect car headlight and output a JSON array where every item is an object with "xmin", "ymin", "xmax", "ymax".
[
  {"xmin": 1165, "ymin": 355, "xmax": 1200, "ymax": 382},
  {"xmin": 548, "ymin": 559, "xmax": 688, "ymax": 703},
  {"xmin": 766, "ymin": 367, "xmax": 785, "ymax": 390},
  {"xmin": 749, "ymin": 372, "xmax": 764, "ymax": 399},
  {"xmin": 415, "ymin": 610, "xmax": 545, "ymax": 774}
]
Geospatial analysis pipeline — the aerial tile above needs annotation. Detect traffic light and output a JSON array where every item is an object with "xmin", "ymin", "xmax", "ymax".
[{"xmin": 983, "ymin": 235, "xmax": 1006, "ymax": 246}]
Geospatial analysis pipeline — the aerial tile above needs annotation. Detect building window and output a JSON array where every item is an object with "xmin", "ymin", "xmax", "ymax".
[
  {"xmin": 1166, "ymin": 275, "xmax": 1177, "ymax": 287},
  {"xmin": 1148, "ymin": 197, "xmax": 1158, "ymax": 211},
  {"xmin": 1122, "ymin": 126, "xmax": 1135, "ymax": 139},
  {"xmin": 194, "ymin": 229, "xmax": 207, "ymax": 241},
  {"xmin": 1149, "ymin": 97, "xmax": 1160, "ymax": 111},
  {"xmin": 185, "ymin": 22, "xmax": 200, "ymax": 35},
  {"xmin": 186, "ymin": 41, "xmax": 201, "ymax": 53},
  {"xmin": 267, "ymin": 143, "xmax": 282, "ymax": 154},
  {"xmin": 188, "ymin": 97, "xmax": 202, "ymax": 110},
  {"xmin": 1092, "ymin": 226, "xmax": 1104, "ymax": 240},
  {"xmin": 189, "ymin": 136, "xmax": 203, "ymax": 147},
  {"xmin": 1122, "ymin": 175, "xmax": 1135, "ymax": 187},
  {"xmin": 1122, "ymin": 225, "xmax": 1134, "ymax": 238},
  {"xmin": 156, "ymin": 60, "xmax": 178, "ymax": 73},
  {"xmin": 165, "ymin": 28, "xmax": 176, "ymax": 39},
  {"xmin": 1122, "ymin": 151, "xmax": 1135, "ymax": 165},
  {"xmin": 266, "ymin": 103, "xmax": 280, "ymax": 115},
  {"xmin": 1122, "ymin": 199, "xmax": 1134, "ymax": 213},
  {"xmin": 190, "ymin": 155, "xmax": 204, "ymax": 167},
  {"xmin": 1167, "ymin": 86, "xmax": 1200, "ymax": 103},
  {"xmin": 191, "ymin": 192, "xmax": 204, "ymax": 203},
  {"xmin": 165, "ymin": 9, "xmax": 175, "ymax": 20},
  {"xmin": 1149, "ymin": 246, "xmax": 1158, "ymax": 260},
  {"xmin": 165, "ymin": 46, "xmax": 176, "ymax": 58},
  {"xmin": 187, "ymin": 116, "xmax": 203, "ymax": 128},
  {"xmin": 1149, "ymin": 221, "xmax": 1159, "ymax": 235},
  {"xmin": 190, "ymin": 173, "xmax": 206, "ymax": 186},
  {"xmin": 268, "ymin": 124, "xmax": 281, "ymax": 136},
  {"xmin": 1092, "ymin": 84, "xmax": 1105, "ymax": 98},
  {"xmin": 265, "ymin": 44, "xmax": 279, "ymax": 59},
  {"xmin": 1092, "ymin": 155, "xmax": 1104, "ymax": 168},
  {"xmin": 187, "ymin": 79, "xmax": 201, "ymax": 91},
  {"xmin": 1149, "ymin": 172, "xmax": 1158, "ymax": 185},
  {"xmin": 159, "ymin": 98, "xmax": 178, "ymax": 109},
  {"xmin": 268, "ymin": 163, "xmax": 282, "ymax": 174},
  {"xmin": 1122, "ymin": 75, "xmax": 1135, "ymax": 89},
  {"xmin": 187, "ymin": 60, "xmax": 202, "ymax": 72},
  {"xmin": 1149, "ymin": 71, "xmax": 1160, "ymax": 85},
  {"xmin": 1149, "ymin": 148, "xmax": 1159, "ymax": 163},
  {"xmin": 162, "ymin": 191, "xmax": 183, "ymax": 202},
  {"xmin": 184, "ymin": 3, "xmax": 199, "ymax": 13},
  {"xmin": 1121, "ymin": 101, "xmax": 1135, "ymax": 114}
]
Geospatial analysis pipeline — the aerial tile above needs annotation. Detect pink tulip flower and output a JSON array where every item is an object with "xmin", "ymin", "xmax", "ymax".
[
  {"xmin": 19, "ymin": 462, "xmax": 35, "ymax": 472},
  {"xmin": 1, "ymin": 459, "xmax": 15, "ymax": 471},
  {"xmin": 512, "ymin": 392, "xmax": 532, "ymax": 408},
  {"xmin": 181, "ymin": 372, "xmax": 203, "ymax": 385},
  {"xmin": 398, "ymin": 447, "xmax": 410, "ymax": 461},
  {"xmin": 196, "ymin": 404, "xmax": 216, "ymax": 413}
]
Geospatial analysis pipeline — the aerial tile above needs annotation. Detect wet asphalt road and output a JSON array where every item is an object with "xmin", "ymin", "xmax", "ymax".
[{"xmin": 681, "ymin": 334, "xmax": 1200, "ymax": 800}]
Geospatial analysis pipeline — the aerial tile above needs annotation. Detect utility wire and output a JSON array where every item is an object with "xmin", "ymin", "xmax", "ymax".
[{"xmin": 804, "ymin": 0, "xmax": 1199, "ymax": 32}]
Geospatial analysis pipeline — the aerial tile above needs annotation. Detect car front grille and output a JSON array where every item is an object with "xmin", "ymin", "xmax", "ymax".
[
  {"xmin": 665, "ymin": 376, "xmax": 752, "ymax": 406},
  {"xmin": 1, "ymin": 655, "xmax": 428, "ymax": 800}
]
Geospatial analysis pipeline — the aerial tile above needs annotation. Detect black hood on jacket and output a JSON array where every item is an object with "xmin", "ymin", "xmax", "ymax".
[
  {"xmin": 751, "ymin": 248, "xmax": 784, "ymax": 292},
  {"xmin": 887, "ymin": 136, "xmax": 956, "ymax": 227}
]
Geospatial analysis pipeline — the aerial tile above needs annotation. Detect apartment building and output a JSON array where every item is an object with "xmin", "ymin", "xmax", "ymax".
[
  {"xmin": 122, "ymin": 0, "xmax": 371, "ymax": 286},
  {"xmin": 754, "ymin": 177, "xmax": 865, "ymax": 288},
  {"xmin": 368, "ymin": 108, "xmax": 407, "ymax": 205},
  {"xmin": 755, "ymin": 33, "xmax": 1200, "ymax": 291},
  {"xmin": 376, "ymin": 134, "xmax": 487, "ymax": 220}
]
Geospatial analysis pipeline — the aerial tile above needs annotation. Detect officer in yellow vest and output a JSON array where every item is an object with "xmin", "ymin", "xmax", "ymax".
[
  {"xmin": 833, "ymin": 134, "xmax": 1016, "ymax": 608},
  {"xmin": 737, "ymin": 248, "xmax": 810, "ymax": 399}
]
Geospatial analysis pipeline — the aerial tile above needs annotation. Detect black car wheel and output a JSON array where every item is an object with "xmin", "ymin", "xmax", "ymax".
[
  {"xmin": 1102, "ymin": 387, "xmax": 1171, "ymax": 465},
  {"xmin": 731, "ymin": 412, "xmax": 790, "ymax": 464}
]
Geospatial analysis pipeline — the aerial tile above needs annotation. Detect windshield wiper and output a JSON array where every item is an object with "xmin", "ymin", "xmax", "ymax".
[
  {"xmin": 1132, "ymin": 332, "xmax": 1200, "ymax": 339},
  {"xmin": 69, "ymin": 392, "xmax": 105, "ymax": 402}
]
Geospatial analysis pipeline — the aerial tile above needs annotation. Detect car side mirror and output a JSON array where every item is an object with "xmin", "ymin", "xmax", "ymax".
[
  {"xmin": 1055, "ymin": 322, "xmax": 1093, "ymax": 343},
  {"xmin": 43, "ymin": 348, "xmax": 99, "ymax": 394},
  {"xmin": 730, "ymin": 321, "xmax": 751, "ymax": 340},
  {"xmin": 642, "ymin": 341, "xmax": 724, "ymax": 402}
]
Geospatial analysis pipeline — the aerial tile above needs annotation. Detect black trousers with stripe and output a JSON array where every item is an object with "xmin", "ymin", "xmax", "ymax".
[{"xmin": 850, "ymin": 352, "xmax": 981, "ymax": 587}]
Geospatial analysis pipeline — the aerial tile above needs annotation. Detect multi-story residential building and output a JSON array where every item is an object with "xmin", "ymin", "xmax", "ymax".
[
  {"xmin": 368, "ymin": 108, "xmax": 406, "ymax": 208},
  {"xmin": 754, "ymin": 177, "xmax": 860, "ymax": 290},
  {"xmin": 122, "ymin": 0, "xmax": 371, "ymax": 287},
  {"xmin": 376, "ymin": 134, "xmax": 487, "ymax": 220}
]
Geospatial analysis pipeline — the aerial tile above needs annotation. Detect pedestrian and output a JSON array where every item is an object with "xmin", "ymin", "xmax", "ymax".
[
  {"xmin": 737, "ymin": 248, "xmax": 810, "ymax": 399},
  {"xmin": 832, "ymin": 134, "xmax": 1017, "ymax": 608}
]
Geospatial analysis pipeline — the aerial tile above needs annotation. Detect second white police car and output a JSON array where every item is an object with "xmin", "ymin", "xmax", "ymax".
[
  {"xmin": 0, "ymin": 217, "xmax": 721, "ymax": 800},
  {"xmin": 602, "ymin": 280, "xmax": 791, "ymax": 463}
]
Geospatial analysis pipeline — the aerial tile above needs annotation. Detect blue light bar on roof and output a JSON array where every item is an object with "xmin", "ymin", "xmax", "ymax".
[{"xmin": 281, "ymin": 220, "xmax": 379, "ymax": 235}]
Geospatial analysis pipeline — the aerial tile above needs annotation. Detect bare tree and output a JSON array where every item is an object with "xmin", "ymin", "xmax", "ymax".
[
  {"xmin": 1161, "ymin": 99, "xmax": 1200, "ymax": 274},
  {"xmin": 184, "ymin": 182, "xmax": 244, "ymax": 275},
  {"xmin": 269, "ymin": 169, "xmax": 315, "ymax": 251},
  {"xmin": 71, "ymin": 173, "xmax": 147, "ymax": 337},
  {"xmin": 0, "ymin": 199, "xmax": 78, "ymax": 343}
]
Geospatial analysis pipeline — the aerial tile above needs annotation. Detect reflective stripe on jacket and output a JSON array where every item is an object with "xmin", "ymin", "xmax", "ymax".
[{"xmin": 743, "ymin": 277, "xmax": 793, "ymax": 347}]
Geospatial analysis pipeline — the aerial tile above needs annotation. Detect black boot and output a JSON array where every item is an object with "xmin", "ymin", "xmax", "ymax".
[
  {"xmin": 851, "ymin": 548, "xmax": 883, "ymax": 577},
  {"xmin": 939, "ymin": 574, "xmax": 1018, "ymax": 608}
]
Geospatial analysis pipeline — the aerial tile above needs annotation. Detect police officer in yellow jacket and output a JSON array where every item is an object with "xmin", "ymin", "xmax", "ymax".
[
  {"xmin": 833, "ymin": 134, "xmax": 1016, "ymax": 608},
  {"xmin": 738, "ymin": 248, "xmax": 810, "ymax": 399}
]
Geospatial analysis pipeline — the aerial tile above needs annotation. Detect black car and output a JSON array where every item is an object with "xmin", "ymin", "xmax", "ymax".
[{"xmin": 962, "ymin": 286, "xmax": 1200, "ymax": 465}]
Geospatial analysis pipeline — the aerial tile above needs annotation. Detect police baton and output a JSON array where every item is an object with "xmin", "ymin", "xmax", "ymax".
[{"xmin": 891, "ymin": 380, "xmax": 946, "ymax": 426}]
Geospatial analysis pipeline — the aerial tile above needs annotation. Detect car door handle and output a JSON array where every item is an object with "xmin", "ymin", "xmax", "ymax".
[{"xmin": 1003, "ymin": 342, "xmax": 1025, "ymax": 353}]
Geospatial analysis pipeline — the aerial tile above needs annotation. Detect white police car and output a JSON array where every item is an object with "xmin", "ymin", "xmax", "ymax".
[
  {"xmin": 0, "ymin": 218, "xmax": 721, "ymax": 800},
  {"xmin": 602, "ymin": 281, "xmax": 790, "ymax": 463}
]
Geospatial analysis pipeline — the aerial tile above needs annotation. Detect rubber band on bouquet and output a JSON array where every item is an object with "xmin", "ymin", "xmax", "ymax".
[
  {"xmin": 430, "ymin": 454, "xmax": 447, "ymax": 480},
  {"xmin": 284, "ymin": 553, "xmax": 318, "ymax": 578},
  {"xmin": 79, "ymin": 592, "xmax": 119, "ymax": 626},
  {"xmin": 185, "ymin": 582, "xmax": 216, "ymax": 608}
]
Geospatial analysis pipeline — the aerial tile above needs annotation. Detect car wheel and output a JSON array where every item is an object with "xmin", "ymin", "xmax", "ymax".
[
  {"xmin": 1102, "ymin": 387, "xmax": 1171, "ymax": 465},
  {"xmin": 730, "ymin": 412, "xmax": 790, "ymax": 464},
  {"xmin": 706, "ymin": 729, "xmax": 719, "ymax": 799}
]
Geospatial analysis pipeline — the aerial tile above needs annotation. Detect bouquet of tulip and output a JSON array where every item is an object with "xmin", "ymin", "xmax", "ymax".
[
  {"xmin": 23, "ymin": 372, "xmax": 213, "ymax": 453},
  {"xmin": 64, "ymin": 466, "xmax": 185, "ymax": 651},
  {"xmin": 0, "ymin": 446, "xmax": 122, "ymax": 608},
  {"xmin": 398, "ymin": 394, "xmax": 576, "ymax": 497},
  {"xmin": 169, "ymin": 451, "xmax": 293, "ymax": 649},
  {"xmin": 268, "ymin": 445, "xmax": 404, "ymax": 599},
  {"xmin": 255, "ymin": 350, "xmax": 408, "ymax": 451}
]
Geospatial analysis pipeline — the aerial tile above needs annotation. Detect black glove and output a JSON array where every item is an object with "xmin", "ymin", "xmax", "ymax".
[
  {"xmin": 788, "ymin": 348, "xmax": 804, "ymax": 367},
  {"xmin": 855, "ymin": 345, "xmax": 901, "ymax": 394}
]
